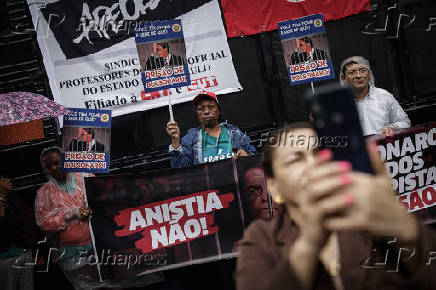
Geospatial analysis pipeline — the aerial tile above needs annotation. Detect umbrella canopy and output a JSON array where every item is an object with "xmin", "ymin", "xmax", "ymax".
[{"xmin": 0, "ymin": 92, "xmax": 69, "ymax": 126}]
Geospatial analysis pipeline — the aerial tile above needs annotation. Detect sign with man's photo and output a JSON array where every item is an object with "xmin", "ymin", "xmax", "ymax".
[
  {"xmin": 278, "ymin": 14, "xmax": 335, "ymax": 86},
  {"xmin": 135, "ymin": 20, "xmax": 190, "ymax": 93},
  {"xmin": 62, "ymin": 108, "xmax": 111, "ymax": 173},
  {"xmin": 84, "ymin": 155, "xmax": 279, "ymax": 281}
]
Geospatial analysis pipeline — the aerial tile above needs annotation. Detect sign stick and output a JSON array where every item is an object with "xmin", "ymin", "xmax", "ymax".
[{"xmin": 168, "ymin": 94, "xmax": 174, "ymax": 122}]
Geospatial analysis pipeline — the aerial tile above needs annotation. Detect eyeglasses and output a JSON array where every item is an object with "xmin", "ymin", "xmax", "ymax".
[{"xmin": 346, "ymin": 68, "xmax": 369, "ymax": 77}]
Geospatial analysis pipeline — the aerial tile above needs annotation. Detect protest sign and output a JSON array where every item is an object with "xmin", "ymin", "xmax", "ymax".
[
  {"xmin": 135, "ymin": 20, "xmax": 190, "ymax": 93},
  {"xmin": 278, "ymin": 14, "xmax": 335, "ymax": 86},
  {"xmin": 62, "ymin": 108, "xmax": 111, "ymax": 173},
  {"xmin": 376, "ymin": 124, "xmax": 436, "ymax": 223},
  {"xmin": 27, "ymin": 0, "xmax": 241, "ymax": 117},
  {"xmin": 84, "ymin": 155, "xmax": 278, "ymax": 281}
]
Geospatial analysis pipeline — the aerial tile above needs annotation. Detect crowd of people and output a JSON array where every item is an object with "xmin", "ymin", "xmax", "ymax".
[{"xmin": 2, "ymin": 55, "xmax": 426, "ymax": 290}]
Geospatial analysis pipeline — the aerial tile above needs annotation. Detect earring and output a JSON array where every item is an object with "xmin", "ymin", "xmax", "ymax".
[{"xmin": 272, "ymin": 195, "xmax": 284, "ymax": 204}]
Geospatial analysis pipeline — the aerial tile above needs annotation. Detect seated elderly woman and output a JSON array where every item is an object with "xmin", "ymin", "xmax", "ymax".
[
  {"xmin": 236, "ymin": 122, "xmax": 436, "ymax": 290},
  {"xmin": 35, "ymin": 147, "xmax": 96, "ymax": 289}
]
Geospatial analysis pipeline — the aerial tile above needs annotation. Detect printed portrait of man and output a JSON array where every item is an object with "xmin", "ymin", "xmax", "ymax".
[
  {"xmin": 240, "ymin": 166, "xmax": 282, "ymax": 225},
  {"xmin": 67, "ymin": 127, "xmax": 106, "ymax": 153},
  {"xmin": 145, "ymin": 42, "xmax": 187, "ymax": 70},
  {"xmin": 290, "ymin": 36, "xmax": 328, "ymax": 65}
]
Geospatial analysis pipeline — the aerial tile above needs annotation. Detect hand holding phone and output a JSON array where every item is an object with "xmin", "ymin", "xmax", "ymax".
[{"xmin": 308, "ymin": 84, "xmax": 374, "ymax": 174}]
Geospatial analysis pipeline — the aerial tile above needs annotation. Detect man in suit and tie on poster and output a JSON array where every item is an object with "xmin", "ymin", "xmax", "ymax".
[
  {"xmin": 290, "ymin": 36, "xmax": 328, "ymax": 65},
  {"xmin": 67, "ymin": 127, "xmax": 106, "ymax": 153},
  {"xmin": 145, "ymin": 42, "xmax": 187, "ymax": 70}
]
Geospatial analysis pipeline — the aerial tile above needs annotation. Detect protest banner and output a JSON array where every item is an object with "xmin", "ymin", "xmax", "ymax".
[
  {"xmin": 221, "ymin": 0, "xmax": 370, "ymax": 38},
  {"xmin": 27, "ymin": 0, "xmax": 241, "ymax": 117},
  {"xmin": 62, "ymin": 108, "xmax": 111, "ymax": 173},
  {"xmin": 135, "ymin": 20, "xmax": 190, "ymax": 93},
  {"xmin": 278, "ymin": 14, "xmax": 335, "ymax": 86},
  {"xmin": 84, "ymin": 155, "xmax": 277, "ymax": 281},
  {"xmin": 375, "ymin": 123, "xmax": 436, "ymax": 223}
]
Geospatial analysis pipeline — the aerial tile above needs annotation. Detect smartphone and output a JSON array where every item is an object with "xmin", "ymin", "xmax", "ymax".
[{"xmin": 308, "ymin": 84, "xmax": 374, "ymax": 174}]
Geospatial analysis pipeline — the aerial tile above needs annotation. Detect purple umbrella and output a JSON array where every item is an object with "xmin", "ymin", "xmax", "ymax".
[{"xmin": 0, "ymin": 92, "xmax": 69, "ymax": 126}]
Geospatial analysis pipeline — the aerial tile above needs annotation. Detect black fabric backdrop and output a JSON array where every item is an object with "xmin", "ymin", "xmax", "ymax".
[{"xmin": 1, "ymin": 0, "xmax": 436, "ymax": 178}]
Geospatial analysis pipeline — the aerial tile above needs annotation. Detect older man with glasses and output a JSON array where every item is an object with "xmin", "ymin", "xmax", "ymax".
[{"xmin": 340, "ymin": 56, "xmax": 411, "ymax": 136}]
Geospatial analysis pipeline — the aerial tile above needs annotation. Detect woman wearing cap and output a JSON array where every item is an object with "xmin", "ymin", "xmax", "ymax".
[
  {"xmin": 236, "ymin": 122, "xmax": 436, "ymax": 290},
  {"xmin": 166, "ymin": 90, "xmax": 257, "ymax": 168}
]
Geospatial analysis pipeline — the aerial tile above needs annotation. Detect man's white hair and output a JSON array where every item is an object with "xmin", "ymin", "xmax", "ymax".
[{"xmin": 339, "ymin": 56, "xmax": 375, "ymax": 87}]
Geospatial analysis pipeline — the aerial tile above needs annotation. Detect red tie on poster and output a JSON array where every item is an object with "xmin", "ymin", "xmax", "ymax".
[{"xmin": 221, "ymin": 0, "xmax": 370, "ymax": 38}]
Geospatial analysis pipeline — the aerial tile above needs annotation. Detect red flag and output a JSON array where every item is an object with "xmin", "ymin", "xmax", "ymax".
[{"xmin": 221, "ymin": 0, "xmax": 370, "ymax": 38}]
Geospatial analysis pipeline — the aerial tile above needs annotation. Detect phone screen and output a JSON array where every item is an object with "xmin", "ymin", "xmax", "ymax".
[{"xmin": 309, "ymin": 84, "xmax": 374, "ymax": 174}]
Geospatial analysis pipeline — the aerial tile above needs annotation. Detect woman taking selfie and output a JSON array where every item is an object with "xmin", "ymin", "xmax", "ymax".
[{"xmin": 236, "ymin": 122, "xmax": 436, "ymax": 290}]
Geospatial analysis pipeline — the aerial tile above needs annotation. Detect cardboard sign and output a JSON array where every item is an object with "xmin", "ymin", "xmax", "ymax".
[
  {"xmin": 278, "ymin": 14, "xmax": 335, "ymax": 86},
  {"xmin": 62, "ymin": 108, "xmax": 111, "ymax": 173},
  {"xmin": 135, "ymin": 20, "xmax": 190, "ymax": 93}
]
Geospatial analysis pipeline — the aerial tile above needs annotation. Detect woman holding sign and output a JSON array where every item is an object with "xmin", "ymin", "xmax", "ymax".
[
  {"xmin": 236, "ymin": 122, "xmax": 436, "ymax": 290},
  {"xmin": 35, "ymin": 147, "xmax": 96, "ymax": 290}
]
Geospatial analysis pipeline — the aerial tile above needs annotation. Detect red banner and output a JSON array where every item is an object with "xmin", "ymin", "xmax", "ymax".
[{"xmin": 221, "ymin": 0, "xmax": 370, "ymax": 38}]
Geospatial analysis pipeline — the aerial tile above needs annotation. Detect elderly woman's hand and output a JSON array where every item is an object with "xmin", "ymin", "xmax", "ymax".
[
  {"xmin": 324, "ymin": 142, "xmax": 418, "ymax": 243},
  {"xmin": 63, "ymin": 206, "xmax": 93, "ymax": 222},
  {"xmin": 79, "ymin": 206, "xmax": 93, "ymax": 220}
]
